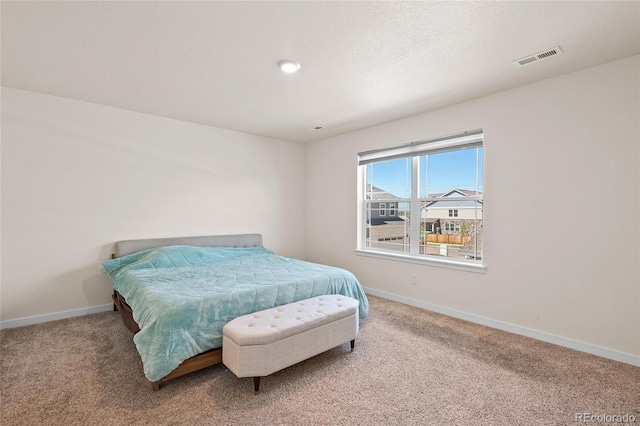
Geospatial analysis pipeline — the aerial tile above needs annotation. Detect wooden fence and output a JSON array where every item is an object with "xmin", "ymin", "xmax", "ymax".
[{"xmin": 425, "ymin": 234, "xmax": 471, "ymax": 244}]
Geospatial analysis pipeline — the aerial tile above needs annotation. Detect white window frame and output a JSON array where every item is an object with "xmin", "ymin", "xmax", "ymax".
[
  {"xmin": 356, "ymin": 129, "xmax": 485, "ymax": 273},
  {"xmin": 379, "ymin": 202, "xmax": 386, "ymax": 216},
  {"xmin": 445, "ymin": 223, "xmax": 460, "ymax": 232}
]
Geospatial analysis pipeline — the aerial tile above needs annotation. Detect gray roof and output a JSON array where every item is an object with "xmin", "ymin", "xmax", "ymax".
[
  {"xmin": 366, "ymin": 184, "xmax": 401, "ymax": 201},
  {"xmin": 423, "ymin": 189, "xmax": 483, "ymax": 209}
]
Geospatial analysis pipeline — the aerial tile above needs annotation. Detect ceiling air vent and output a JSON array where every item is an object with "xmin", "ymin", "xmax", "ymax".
[{"xmin": 513, "ymin": 46, "xmax": 563, "ymax": 67}]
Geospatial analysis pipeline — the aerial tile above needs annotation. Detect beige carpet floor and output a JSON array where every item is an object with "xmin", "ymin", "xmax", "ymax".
[{"xmin": 1, "ymin": 295, "xmax": 638, "ymax": 425}]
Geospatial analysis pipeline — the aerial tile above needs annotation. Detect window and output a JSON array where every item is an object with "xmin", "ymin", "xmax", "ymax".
[
  {"xmin": 444, "ymin": 223, "xmax": 461, "ymax": 233},
  {"xmin": 357, "ymin": 130, "xmax": 484, "ymax": 272}
]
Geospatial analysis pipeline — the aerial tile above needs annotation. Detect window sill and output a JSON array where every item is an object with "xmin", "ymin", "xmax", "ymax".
[{"xmin": 354, "ymin": 249, "xmax": 486, "ymax": 274}]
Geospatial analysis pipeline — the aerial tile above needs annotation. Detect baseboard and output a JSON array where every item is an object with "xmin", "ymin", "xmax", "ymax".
[
  {"xmin": 0, "ymin": 304, "xmax": 114, "ymax": 330},
  {"xmin": 4, "ymin": 292, "xmax": 639, "ymax": 368},
  {"xmin": 363, "ymin": 287, "xmax": 640, "ymax": 368}
]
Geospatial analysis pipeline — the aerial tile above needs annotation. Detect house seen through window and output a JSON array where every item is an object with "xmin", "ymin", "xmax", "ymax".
[{"xmin": 357, "ymin": 130, "xmax": 484, "ymax": 270}]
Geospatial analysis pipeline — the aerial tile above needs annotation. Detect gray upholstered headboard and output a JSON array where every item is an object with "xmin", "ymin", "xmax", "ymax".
[{"xmin": 114, "ymin": 234, "xmax": 263, "ymax": 258}]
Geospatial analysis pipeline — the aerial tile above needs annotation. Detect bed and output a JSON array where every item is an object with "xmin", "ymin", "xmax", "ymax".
[{"xmin": 101, "ymin": 234, "xmax": 369, "ymax": 390}]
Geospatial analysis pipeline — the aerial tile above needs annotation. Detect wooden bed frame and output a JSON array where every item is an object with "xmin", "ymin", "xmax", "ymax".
[{"xmin": 109, "ymin": 233, "xmax": 263, "ymax": 391}]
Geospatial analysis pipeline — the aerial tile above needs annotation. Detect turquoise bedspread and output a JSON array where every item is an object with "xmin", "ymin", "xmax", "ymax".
[{"xmin": 101, "ymin": 245, "xmax": 369, "ymax": 382}]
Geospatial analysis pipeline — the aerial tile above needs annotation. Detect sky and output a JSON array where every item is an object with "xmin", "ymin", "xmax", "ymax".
[{"xmin": 366, "ymin": 147, "xmax": 483, "ymax": 198}]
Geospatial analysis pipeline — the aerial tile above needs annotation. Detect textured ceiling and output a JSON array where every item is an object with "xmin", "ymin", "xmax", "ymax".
[{"xmin": 2, "ymin": 1, "xmax": 639, "ymax": 143}]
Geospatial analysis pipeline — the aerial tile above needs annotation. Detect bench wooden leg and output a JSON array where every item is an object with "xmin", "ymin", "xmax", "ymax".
[
  {"xmin": 350, "ymin": 339, "xmax": 355, "ymax": 352},
  {"xmin": 253, "ymin": 377, "xmax": 261, "ymax": 395}
]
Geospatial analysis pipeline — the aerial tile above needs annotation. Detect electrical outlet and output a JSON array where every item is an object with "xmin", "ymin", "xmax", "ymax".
[{"xmin": 410, "ymin": 274, "xmax": 417, "ymax": 285}]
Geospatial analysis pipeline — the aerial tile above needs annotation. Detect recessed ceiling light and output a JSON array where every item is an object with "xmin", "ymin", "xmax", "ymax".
[{"xmin": 277, "ymin": 60, "xmax": 301, "ymax": 73}]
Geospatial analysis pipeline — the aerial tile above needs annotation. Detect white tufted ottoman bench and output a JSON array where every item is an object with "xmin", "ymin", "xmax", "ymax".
[{"xmin": 222, "ymin": 295, "xmax": 360, "ymax": 394}]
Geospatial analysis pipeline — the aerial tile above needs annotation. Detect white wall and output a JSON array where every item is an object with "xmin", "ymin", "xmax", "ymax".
[
  {"xmin": 2, "ymin": 56, "xmax": 638, "ymax": 362},
  {"xmin": 305, "ymin": 55, "xmax": 640, "ymax": 359},
  {"xmin": 1, "ymin": 87, "xmax": 306, "ymax": 322}
]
